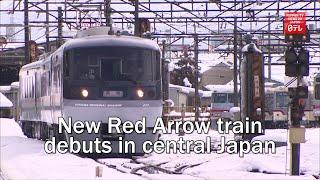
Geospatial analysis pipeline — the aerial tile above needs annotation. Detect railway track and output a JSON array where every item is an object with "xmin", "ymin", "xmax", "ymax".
[
  {"xmin": 95, "ymin": 156, "xmax": 183, "ymax": 176},
  {"xmin": 93, "ymin": 152, "xmax": 234, "ymax": 180},
  {"xmin": 92, "ymin": 140, "xmax": 223, "ymax": 177}
]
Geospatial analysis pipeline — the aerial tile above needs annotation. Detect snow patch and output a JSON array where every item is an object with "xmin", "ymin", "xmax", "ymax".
[
  {"xmin": 0, "ymin": 92, "xmax": 13, "ymax": 107},
  {"xmin": 0, "ymin": 118, "xmax": 25, "ymax": 137}
]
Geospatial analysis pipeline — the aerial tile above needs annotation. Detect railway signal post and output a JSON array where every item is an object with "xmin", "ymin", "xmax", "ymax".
[
  {"xmin": 240, "ymin": 34, "xmax": 265, "ymax": 141},
  {"xmin": 284, "ymin": 11, "xmax": 309, "ymax": 176}
]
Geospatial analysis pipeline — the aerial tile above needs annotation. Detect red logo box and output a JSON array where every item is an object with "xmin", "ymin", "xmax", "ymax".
[{"xmin": 284, "ymin": 12, "xmax": 306, "ymax": 35}]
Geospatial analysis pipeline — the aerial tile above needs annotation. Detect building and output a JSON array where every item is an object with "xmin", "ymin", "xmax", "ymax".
[
  {"xmin": 0, "ymin": 40, "xmax": 61, "ymax": 85},
  {"xmin": 200, "ymin": 61, "xmax": 233, "ymax": 87}
]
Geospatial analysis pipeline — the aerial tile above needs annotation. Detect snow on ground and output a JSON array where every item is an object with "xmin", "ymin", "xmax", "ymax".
[
  {"xmin": 0, "ymin": 93, "xmax": 13, "ymax": 108},
  {"xmin": 0, "ymin": 118, "xmax": 25, "ymax": 137},
  {"xmin": 135, "ymin": 128, "xmax": 319, "ymax": 180},
  {"xmin": 1, "ymin": 117, "xmax": 319, "ymax": 179},
  {"xmin": 0, "ymin": 118, "xmax": 142, "ymax": 180}
]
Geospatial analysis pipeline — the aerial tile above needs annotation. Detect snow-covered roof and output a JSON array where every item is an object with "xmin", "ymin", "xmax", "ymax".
[
  {"xmin": 201, "ymin": 91, "xmax": 212, "ymax": 98},
  {"xmin": 0, "ymin": 92, "xmax": 13, "ymax": 107},
  {"xmin": 198, "ymin": 53, "xmax": 233, "ymax": 74},
  {"xmin": 169, "ymin": 84, "xmax": 212, "ymax": 98},
  {"xmin": 0, "ymin": 86, "xmax": 11, "ymax": 92},
  {"xmin": 168, "ymin": 53, "xmax": 234, "ymax": 74}
]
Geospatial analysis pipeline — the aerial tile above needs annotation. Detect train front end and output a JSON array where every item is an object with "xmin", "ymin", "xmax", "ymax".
[{"xmin": 60, "ymin": 36, "xmax": 162, "ymax": 155}]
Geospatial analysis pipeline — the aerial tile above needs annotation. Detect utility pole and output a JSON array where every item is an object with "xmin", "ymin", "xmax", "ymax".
[
  {"xmin": 45, "ymin": 2, "xmax": 50, "ymax": 52},
  {"xmin": 134, "ymin": 0, "xmax": 139, "ymax": 36},
  {"xmin": 24, "ymin": 0, "xmax": 30, "ymax": 64},
  {"xmin": 268, "ymin": 13, "xmax": 271, "ymax": 81},
  {"xmin": 104, "ymin": 0, "xmax": 112, "ymax": 27},
  {"xmin": 233, "ymin": 17, "xmax": 238, "ymax": 107},
  {"xmin": 57, "ymin": 7, "xmax": 63, "ymax": 47},
  {"xmin": 289, "ymin": 77, "xmax": 302, "ymax": 176},
  {"xmin": 287, "ymin": 77, "xmax": 308, "ymax": 176},
  {"xmin": 161, "ymin": 40, "xmax": 169, "ymax": 101},
  {"xmin": 194, "ymin": 35, "xmax": 200, "ymax": 122}
]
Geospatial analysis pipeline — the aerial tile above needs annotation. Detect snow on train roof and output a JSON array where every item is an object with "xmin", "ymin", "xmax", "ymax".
[
  {"xmin": 63, "ymin": 35, "xmax": 160, "ymax": 51},
  {"xmin": 20, "ymin": 59, "xmax": 43, "ymax": 71},
  {"xmin": 205, "ymin": 84, "xmax": 234, "ymax": 93},
  {"xmin": 0, "ymin": 92, "xmax": 13, "ymax": 108},
  {"xmin": 10, "ymin": 82, "xmax": 19, "ymax": 89}
]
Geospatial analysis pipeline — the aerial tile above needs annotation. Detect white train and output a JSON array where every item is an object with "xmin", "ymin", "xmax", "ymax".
[
  {"xmin": 18, "ymin": 30, "xmax": 162, "ymax": 154},
  {"xmin": 314, "ymin": 73, "xmax": 320, "ymax": 122}
]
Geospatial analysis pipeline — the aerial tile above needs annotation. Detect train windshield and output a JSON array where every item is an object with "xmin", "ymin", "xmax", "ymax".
[
  {"xmin": 227, "ymin": 93, "xmax": 234, "ymax": 103},
  {"xmin": 212, "ymin": 93, "xmax": 227, "ymax": 103},
  {"xmin": 65, "ymin": 47, "xmax": 160, "ymax": 82},
  {"xmin": 275, "ymin": 92, "xmax": 289, "ymax": 108},
  {"xmin": 265, "ymin": 93, "xmax": 274, "ymax": 111}
]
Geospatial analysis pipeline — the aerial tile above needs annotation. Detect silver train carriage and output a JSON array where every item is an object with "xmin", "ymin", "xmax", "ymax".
[
  {"xmin": 314, "ymin": 73, "xmax": 320, "ymax": 121},
  {"xmin": 210, "ymin": 85, "xmax": 316, "ymax": 127},
  {"xmin": 19, "ymin": 34, "xmax": 163, "ymax": 154}
]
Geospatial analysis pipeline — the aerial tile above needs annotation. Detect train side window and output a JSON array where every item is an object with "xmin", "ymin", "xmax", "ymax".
[
  {"xmin": 156, "ymin": 52, "xmax": 160, "ymax": 81},
  {"xmin": 50, "ymin": 56, "xmax": 53, "ymax": 85},
  {"xmin": 29, "ymin": 76, "xmax": 32, "ymax": 98},
  {"xmin": 26, "ymin": 76, "xmax": 29, "ymax": 98},
  {"xmin": 315, "ymin": 84, "xmax": 320, "ymax": 99},
  {"xmin": 57, "ymin": 66, "xmax": 61, "ymax": 87},
  {"xmin": 31, "ymin": 76, "xmax": 33, "ymax": 98},
  {"xmin": 22, "ymin": 78, "xmax": 25, "ymax": 98},
  {"xmin": 30, "ymin": 76, "xmax": 33, "ymax": 98},
  {"xmin": 25, "ymin": 77, "xmax": 28, "ymax": 98},
  {"xmin": 64, "ymin": 52, "xmax": 70, "ymax": 77},
  {"xmin": 49, "ymin": 71, "xmax": 51, "ymax": 86}
]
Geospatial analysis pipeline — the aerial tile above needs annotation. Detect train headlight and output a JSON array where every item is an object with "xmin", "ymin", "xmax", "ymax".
[
  {"xmin": 136, "ymin": 89, "xmax": 144, "ymax": 98},
  {"xmin": 81, "ymin": 89, "xmax": 89, "ymax": 98}
]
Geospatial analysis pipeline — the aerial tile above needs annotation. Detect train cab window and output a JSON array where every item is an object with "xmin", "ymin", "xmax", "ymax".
[
  {"xmin": 101, "ymin": 58, "xmax": 121, "ymax": 81},
  {"xmin": 275, "ymin": 92, "xmax": 289, "ymax": 108},
  {"xmin": 70, "ymin": 47, "xmax": 159, "ymax": 82},
  {"xmin": 63, "ymin": 46, "xmax": 161, "ymax": 100},
  {"xmin": 227, "ymin": 93, "xmax": 234, "ymax": 103},
  {"xmin": 265, "ymin": 93, "xmax": 274, "ymax": 110},
  {"xmin": 213, "ymin": 93, "xmax": 227, "ymax": 103},
  {"xmin": 315, "ymin": 84, "xmax": 320, "ymax": 99}
]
